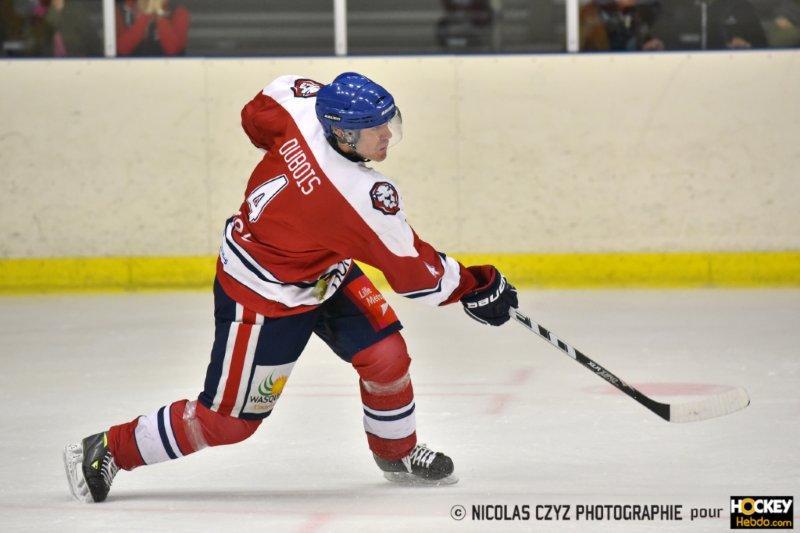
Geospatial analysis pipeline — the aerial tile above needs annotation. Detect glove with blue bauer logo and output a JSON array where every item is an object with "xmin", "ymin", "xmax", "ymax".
[{"xmin": 460, "ymin": 265, "xmax": 518, "ymax": 326}]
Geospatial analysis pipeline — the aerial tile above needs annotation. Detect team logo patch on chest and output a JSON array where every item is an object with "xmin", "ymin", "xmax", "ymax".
[
  {"xmin": 370, "ymin": 182, "xmax": 400, "ymax": 215},
  {"xmin": 292, "ymin": 78, "xmax": 323, "ymax": 98}
]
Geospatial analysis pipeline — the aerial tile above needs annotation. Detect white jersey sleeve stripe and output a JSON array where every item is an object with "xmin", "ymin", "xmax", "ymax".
[{"xmin": 399, "ymin": 278, "xmax": 443, "ymax": 298}]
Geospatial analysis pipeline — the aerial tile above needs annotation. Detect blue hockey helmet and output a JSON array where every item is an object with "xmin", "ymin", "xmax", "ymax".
[{"xmin": 315, "ymin": 72, "xmax": 402, "ymax": 148}]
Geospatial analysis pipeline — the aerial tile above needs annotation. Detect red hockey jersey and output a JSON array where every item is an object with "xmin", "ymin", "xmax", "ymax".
[{"xmin": 216, "ymin": 75, "xmax": 481, "ymax": 317}]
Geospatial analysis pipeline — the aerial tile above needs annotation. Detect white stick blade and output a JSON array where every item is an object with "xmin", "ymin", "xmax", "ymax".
[{"xmin": 669, "ymin": 387, "xmax": 750, "ymax": 423}]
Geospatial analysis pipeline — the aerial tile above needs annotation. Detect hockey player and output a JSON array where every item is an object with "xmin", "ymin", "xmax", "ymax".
[{"xmin": 63, "ymin": 72, "xmax": 518, "ymax": 502}]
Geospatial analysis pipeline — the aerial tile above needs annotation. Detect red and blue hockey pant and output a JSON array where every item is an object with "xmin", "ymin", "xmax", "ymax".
[{"xmin": 107, "ymin": 265, "xmax": 416, "ymax": 470}]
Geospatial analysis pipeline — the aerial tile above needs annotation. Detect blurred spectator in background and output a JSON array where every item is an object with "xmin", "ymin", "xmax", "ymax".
[
  {"xmin": 2, "ymin": 0, "xmax": 99, "ymax": 56},
  {"xmin": 1, "ymin": 0, "xmax": 48, "ymax": 55},
  {"xmin": 757, "ymin": 0, "xmax": 800, "ymax": 47},
  {"xmin": 116, "ymin": 0, "xmax": 189, "ymax": 56},
  {"xmin": 45, "ymin": 0, "xmax": 102, "ymax": 56},
  {"xmin": 1, "ymin": 0, "xmax": 22, "ymax": 55},
  {"xmin": 436, "ymin": 0, "xmax": 494, "ymax": 51},
  {"xmin": 650, "ymin": 0, "xmax": 767, "ymax": 50},
  {"xmin": 580, "ymin": 0, "xmax": 663, "ymax": 51}
]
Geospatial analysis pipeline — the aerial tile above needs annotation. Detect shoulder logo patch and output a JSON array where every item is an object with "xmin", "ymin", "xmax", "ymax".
[
  {"xmin": 370, "ymin": 182, "xmax": 400, "ymax": 215},
  {"xmin": 292, "ymin": 78, "xmax": 323, "ymax": 98}
]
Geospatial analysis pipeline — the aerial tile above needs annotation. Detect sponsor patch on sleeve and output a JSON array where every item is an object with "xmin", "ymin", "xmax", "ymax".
[{"xmin": 344, "ymin": 275, "xmax": 399, "ymax": 331}]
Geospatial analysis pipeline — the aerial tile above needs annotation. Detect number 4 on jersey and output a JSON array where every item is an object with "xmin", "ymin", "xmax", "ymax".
[{"xmin": 247, "ymin": 175, "xmax": 289, "ymax": 222}]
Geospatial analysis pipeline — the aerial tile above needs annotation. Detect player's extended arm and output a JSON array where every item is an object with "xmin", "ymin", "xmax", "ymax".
[
  {"xmin": 322, "ymin": 171, "xmax": 517, "ymax": 324},
  {"xmin": 331, "ymin": 208, "xmax": 518, "ymax": 325}
]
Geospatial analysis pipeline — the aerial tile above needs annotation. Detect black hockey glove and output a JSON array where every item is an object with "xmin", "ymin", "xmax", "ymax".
[{"xmin": 460, "ymin": 265, "xmax": 518, "ymax": 326}]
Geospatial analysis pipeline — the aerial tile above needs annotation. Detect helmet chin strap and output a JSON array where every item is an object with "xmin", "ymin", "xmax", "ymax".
[
  {"xmin": 335, "ymin": 128, "xmax": 360, "ymax": 149},
  {"xmin": 332, "ymin": 129, "xmax": 369, "ymax": 161},
  {"xmin": 328, "ymin": 132, "xmax": 368, "ymax": 162}
]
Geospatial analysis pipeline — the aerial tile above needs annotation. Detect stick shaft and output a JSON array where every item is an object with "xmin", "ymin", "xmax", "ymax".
[{"xmin": 511, "ymin": 309, "xmax": 670, "ymax": 421}]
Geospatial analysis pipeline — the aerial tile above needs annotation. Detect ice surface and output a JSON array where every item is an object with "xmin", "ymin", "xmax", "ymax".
[{"xmin": 0, "ymin": 289, "xmax": 797, "ymax": 532}]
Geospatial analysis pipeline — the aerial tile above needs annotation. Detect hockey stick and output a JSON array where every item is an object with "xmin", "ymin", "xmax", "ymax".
[{"xmin": 511, "ymin": 309, "xmax": 750, "ymax": 422}]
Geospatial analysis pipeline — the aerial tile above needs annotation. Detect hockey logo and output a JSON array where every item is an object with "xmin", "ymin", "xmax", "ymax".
[
  {"xmin": 730, "ymin": 496, "xmax": 793, "ymax": 529},
  {"xmin": 292, "ymin": 78, "xmax": 322, "ymax": 98},
  {"xmin": 370, "ymin": 182, "xmax": 400, "ymax": 215}
]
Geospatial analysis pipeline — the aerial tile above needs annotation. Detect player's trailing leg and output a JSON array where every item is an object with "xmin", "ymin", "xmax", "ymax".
[
  {"xmin": 351, "ymin": 333, "xmax": 457, "ymax": 485},
  {"xmin": 63, "ymin": 431, "xmax": 118, "ymax": 503},
  {"xmin": 63, "ymin": 399, "xmax": 261, "ymax": 502}
]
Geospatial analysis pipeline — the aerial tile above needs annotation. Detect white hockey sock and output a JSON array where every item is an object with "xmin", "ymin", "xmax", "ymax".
[{"xmin": 133, "ymin": 403, "xmax": 185, "ymax": 465}]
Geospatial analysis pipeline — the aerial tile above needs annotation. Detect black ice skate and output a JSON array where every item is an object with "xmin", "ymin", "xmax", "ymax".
[
  {"xmin": 63, "ymin": 432, "xmax": 119, "ymax": 503},
  {"xmin": 374, "ymin": 443, "xmax": 458, "ymax": 485}
]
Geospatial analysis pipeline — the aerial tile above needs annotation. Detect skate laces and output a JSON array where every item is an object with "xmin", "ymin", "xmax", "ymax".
[
  {"xmin": 409, "ymin": 444, "xmax": 437, "ymax": 468},
  {"xmin": 100, "ymin": 453, "xmax": 119, "ymax": 488}
]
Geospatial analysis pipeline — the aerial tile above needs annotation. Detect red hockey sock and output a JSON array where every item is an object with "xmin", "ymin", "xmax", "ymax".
[
  {"xmin": 107, "ymin": 399, "xmax": 261, "ymax": 471},
  {"xmin": 107, "ymin": 415, "xmax": 145, "ymax": 471},
  {"xmin": 352, "ymin": 333, "xmax": 417, "ymax": 461}
]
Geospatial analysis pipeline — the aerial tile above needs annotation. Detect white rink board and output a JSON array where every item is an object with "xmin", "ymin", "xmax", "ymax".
[
  {"xmin": 1, "ymin": 52, "xmax": 799, "ymax": 258},
  {"xmin": 0, "ymin": 289, "xmax": 797, "ymax": 532}
]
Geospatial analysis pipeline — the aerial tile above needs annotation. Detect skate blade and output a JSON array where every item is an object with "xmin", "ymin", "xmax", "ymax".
[
  {"xmin": 63, "ymin": 443, "xmax": 93, "ymax": 503},
  {"xmin": 383, "ymin": 471, "xmax": 459, "ymax": 486}
]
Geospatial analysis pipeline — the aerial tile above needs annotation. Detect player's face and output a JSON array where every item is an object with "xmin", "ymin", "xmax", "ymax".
[{"xmin": 355, "ymin": 123, "xmax": 392, "ymax": 162}]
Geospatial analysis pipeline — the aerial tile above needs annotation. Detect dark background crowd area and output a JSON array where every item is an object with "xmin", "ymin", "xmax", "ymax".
[{"xmin": 1, "ymin": 0, "xmax": 798, "ymax": 58}]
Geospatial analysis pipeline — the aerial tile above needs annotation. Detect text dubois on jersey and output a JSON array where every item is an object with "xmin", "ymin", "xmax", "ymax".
[{"xmin": 279, "ymin": 138, "xmax": 321, "ymax": 195}]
